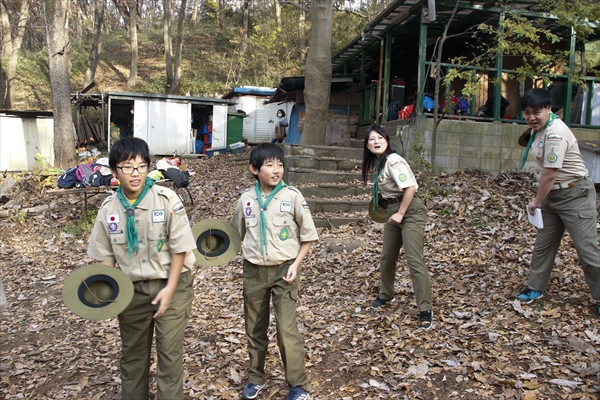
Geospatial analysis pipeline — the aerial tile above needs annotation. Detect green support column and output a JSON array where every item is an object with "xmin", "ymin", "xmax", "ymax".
[
  {"xmin": 493, "ymin": 11, "xmax": 505, "ymax": 120},
  {"xmin": 416, "ymin": 17, "xmax": 428, "ymax": 116},
  {"xmin": 360, "ymin": 52, "xmax": 367, "ymax": 123},
  {"xmin": 382, "ymin": 30, "xmax": 393, "ymax": 122},
  {"xmin": 564, "ymin": 28, "xmax": 575, "ymax": 127}
]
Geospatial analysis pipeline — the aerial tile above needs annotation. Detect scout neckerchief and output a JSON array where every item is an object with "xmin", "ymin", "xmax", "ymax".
[
  {"xmin": 117, "ymin": 177, "xmax": 155, "ymax": 256},
  {"xmin": 520, "ymin": 111, "xmax": 557, "ymax": 169},
  {"xmin": 372, "ymin": 157, "xmax": 383, "ymax": 211},
  {"xmin": 255, "ymin": 180, "xmax": 287, "ymax": 255}
]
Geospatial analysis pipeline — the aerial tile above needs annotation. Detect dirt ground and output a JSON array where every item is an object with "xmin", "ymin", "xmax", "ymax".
[{"xmin": 1, "ymin": 152, "xmax": 599, "ymax": 399}]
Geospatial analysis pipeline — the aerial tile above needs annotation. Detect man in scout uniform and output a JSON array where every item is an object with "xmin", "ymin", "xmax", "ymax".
[
  {"xmin": 517, "ymin": 88, "xmax": 600, "ymax": 314},
  {"xmin": 87, "ymin": 137, "xmax": 196, "ymax": 399},
  {"xmin": 231, "ymin": 143, "xmax": 317, "ymax": 400}
]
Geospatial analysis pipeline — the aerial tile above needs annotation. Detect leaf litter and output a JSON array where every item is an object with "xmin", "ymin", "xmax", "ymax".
[{"xmin": 0, "ymin": 152, "xmax": 599, "ymax": 399}]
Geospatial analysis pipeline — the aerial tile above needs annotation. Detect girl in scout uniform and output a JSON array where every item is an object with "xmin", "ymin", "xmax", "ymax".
[
  {"xmin": 362, "ymin": 125, "xmax": 434, "ymax": 329},
  {"xmin": 87, "ymin": 137, "xmax": 197, "ymax": 400},
  {"xmin": 517, "ymin": 88, "xmax": 600, "ymax": 313},
  {"xmin": 231, "ymin": 143, "xmax": 317, "ymax": 400}
]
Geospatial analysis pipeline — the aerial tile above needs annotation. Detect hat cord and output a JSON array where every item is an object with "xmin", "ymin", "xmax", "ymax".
[{"xmin": 81, "ymin": 279, "xmax": 118, "ymax": 304}]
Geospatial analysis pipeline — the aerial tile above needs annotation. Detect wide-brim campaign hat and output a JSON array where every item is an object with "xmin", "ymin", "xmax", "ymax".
[
  {"xmin": 192, "ymin": 219, "xmax": 241, "ymax": 266},
  {"xmin": 62, "ymin": 264, "xmax": 134, "ymax": 321},
  {"xmin": 518, "ymin": 128, "xmax": 532, "ymax": 147},
  {"xmin": 368, "ymin": 197, "xmax": 388, "ymax": 223}
]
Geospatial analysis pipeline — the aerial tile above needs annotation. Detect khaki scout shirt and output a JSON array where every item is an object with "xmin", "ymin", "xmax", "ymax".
[
  {"xmin": 530, "ymin": 118, "xmax": 589, "ymax": 183},
  {"xmin": 377, "ymin": 153, "xmax": 419, "ymax": 199},
  {"xmin": 88, "ymin": 185, "xmax": 197, "ymax": 282},
  {"xmin": 231, "ymin": 185, "xmax": 318, "ymax": 266}
]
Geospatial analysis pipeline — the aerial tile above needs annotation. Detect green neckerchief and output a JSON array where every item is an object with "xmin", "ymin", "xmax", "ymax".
[
  {"xmin": 255, "ymin": 180, "xmax": 287, "ymax": 255},
  {"xmin": 116, "ymin": 177, "xmax": 156, "ymax": 256},
  {"xmin": 520, "ymin": 112, "xmax": 557, "ymax": 169},
  {"xmin": 372, "ymin": 157, "xmax": 382, "ymax": 211}
]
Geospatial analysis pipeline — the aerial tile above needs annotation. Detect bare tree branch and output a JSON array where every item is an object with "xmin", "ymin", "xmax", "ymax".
[{"xmin": 280, "ymin": 1, "xmax": 310, "ymax": 13}]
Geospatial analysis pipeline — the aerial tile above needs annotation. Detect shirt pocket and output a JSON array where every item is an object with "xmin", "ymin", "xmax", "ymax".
[
  {"xmin": 272, "ymin": 216, "xmax": 293, "ymax": 242},
  {"xmin": 245, "ymin": 217, "xmax": 259, "ymax": 228},
  {"xmin": 148, "ymin": 228, "xmax": 170, "ymax": 268},
  {"xmin": 110, "ymin": 234, "xmax": 131, "ymax": 268}
]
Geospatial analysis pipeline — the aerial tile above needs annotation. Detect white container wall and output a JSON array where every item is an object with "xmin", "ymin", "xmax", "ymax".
[
  {"xmin": 231, "ymin": 96, "xmax": 293, "ymax": 142},
  {"xmin": 0, "ymin": 115, "xmax": 54, "ymax": 171}
]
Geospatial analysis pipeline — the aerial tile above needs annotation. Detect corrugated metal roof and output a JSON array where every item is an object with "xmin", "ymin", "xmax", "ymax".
[{"xmin": 331, "ymin": 0, "xmax": 598, "ymax": 73}]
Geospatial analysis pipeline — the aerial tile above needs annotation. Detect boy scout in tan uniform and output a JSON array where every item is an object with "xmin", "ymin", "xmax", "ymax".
[
  {"xmin": 518, "ymin": 88, "xmax": 600, "ymax": 311},
  {"xmin": 88, "ymin": 137, "xmax": 196, "ymax": 399},
  {"xmin": 231, "ymin": 143, "xmax": 317, "ymax": 400}
]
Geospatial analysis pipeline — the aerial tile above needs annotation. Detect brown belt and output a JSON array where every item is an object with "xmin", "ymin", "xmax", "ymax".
[{"xmin": 386, "ymin": 195, "xmax": 404, "ymax": 204}]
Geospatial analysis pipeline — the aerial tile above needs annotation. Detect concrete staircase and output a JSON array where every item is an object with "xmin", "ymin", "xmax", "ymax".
[{"xmin": 282, "ymin": 144, "xmax": 371, "ymax": 228}]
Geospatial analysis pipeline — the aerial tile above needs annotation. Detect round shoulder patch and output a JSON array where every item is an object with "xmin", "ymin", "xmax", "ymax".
[
  {"xmin": 399, "ymin": 173, "xmax": 408, "ymax": 182},
  {"xmin": 547, "ymin": 152, "xmax": 558, "ymax": 163}
]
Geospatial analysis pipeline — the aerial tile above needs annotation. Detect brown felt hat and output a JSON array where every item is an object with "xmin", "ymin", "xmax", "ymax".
[
  {"xmin": 62, "ymin": 264, "xmax": 134, "ymax": 321},
  {"xmin": 192, "ymin": 219, "xmax": 241, "ymax": 266},
  {"xmin": 518, "ymin": 128, "xmax": 532, "ymax": 147},
  {"xmin": 368, "ymin": 197, "xmax": 388, "ymax": 223}
]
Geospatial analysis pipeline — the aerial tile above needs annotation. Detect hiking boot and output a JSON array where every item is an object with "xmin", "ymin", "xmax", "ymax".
[
  {"xmin": 370, "ymin": 296, "xmax": 395, "ymax": 309},
  {"xmin": 517, "ymin": 288, "xmax": 543, "ymax": 304},
  {"xmin": 417, "ymin": 310, "xmax": 433, "ymax": 330},
  {"xmin": 286, "ymin": 386, "xmax": 310, "ymax": 400},
  {"xmin": 241, "ymin": 383, "xmax": 266, "ymax": 399}
]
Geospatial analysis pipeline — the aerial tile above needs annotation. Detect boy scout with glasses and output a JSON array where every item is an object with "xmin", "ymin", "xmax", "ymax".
[
  {"xmin": 232, "ymin": 143, "xmax": 317, "ymax": 400},
  {"xmin": 88, "ymin": 137, "xmax": 197, "ymax": 399}
]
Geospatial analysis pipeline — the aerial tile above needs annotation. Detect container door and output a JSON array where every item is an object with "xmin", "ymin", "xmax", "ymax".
[
  {"xmin": 134, "ymin": 99, "xmax": 149, "ymax": 144},
  {"xmin": 163, "ymin": 101, "xmax": 190, "ymax": 154},
  {"xmin": 211, "ymin": 104, "xmax": 227, "ymax": 150}
]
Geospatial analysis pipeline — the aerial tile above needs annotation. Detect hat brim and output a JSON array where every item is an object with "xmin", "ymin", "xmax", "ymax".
[
  {"xmin": 192, "ymin": 219, "xmax": 241, "ymax": 266},
  {"xmin": 368, "ymin": 198, "xmax": 388, "ymax": 223},
  {"xmin": 518, "ymin": 128, "xmax": 532, "ymax": 147},
  {"xmin": 62, "ymin": 264, "xmax": 134, "ymax": 321}
]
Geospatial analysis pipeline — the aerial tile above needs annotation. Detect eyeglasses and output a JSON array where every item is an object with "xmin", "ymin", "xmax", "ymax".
[{"xmin": 116, "ymin": 165, "xmax": 149, "ymax": 175}]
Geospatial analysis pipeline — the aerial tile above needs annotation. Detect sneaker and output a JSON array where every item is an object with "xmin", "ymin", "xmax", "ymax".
[
  {"xmin": 370, "ymin": 296, "xmax": 395, "ymax": 309},
  {"xmin": 517, "ymin": 288, "xmax": 543, "ymax": 304},
  {"xmin": 241, "ymin": 383, "xmax": 266, "ymax": 399},
  {"xmin": 287, "ymin": 386, "xmax": 310, "ymax": 400},
  {"xmin": 417, "ymin": 310, "xmax": 433, "ymax": 330}
]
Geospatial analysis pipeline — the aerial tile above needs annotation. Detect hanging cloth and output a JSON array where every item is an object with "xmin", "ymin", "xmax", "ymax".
[
  {"xmin": 255, "ymin": 180, "xmax": 287, "ymax": 255},
  {"xmin": 520, "ymin": 112, "xmax": 557, "ymax": 169},
  {"xmin": 116, "ymin": 177, "xmax": 156, "ymax": 256},
  {"xmin": 372, "ymin": 158, "xmax": 383, "ymax": 211}
]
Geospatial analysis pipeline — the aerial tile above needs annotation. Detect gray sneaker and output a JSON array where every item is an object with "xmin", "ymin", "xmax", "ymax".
[
  {"xmin": 241, "ymin": 383, "xmax": 266, "ymax": 399},
  {"xmin": 370, "ymin": 296, "xmax": 395, "ymax": 309}
]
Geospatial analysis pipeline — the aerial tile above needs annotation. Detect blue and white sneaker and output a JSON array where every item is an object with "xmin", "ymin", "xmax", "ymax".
[
  {"xmin": 517, "ymin": 288, "xmax": 543, "ymax": 304},
  {"xmin": 286, "ymin": 386, "xmax": 310, "ymax": 400},
  {"xmin": 241, "ymin": 383, "xmax": 266, "ymax": 399}
]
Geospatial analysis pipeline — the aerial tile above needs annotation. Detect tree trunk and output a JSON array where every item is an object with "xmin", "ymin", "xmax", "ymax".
[
  {"xmin": 163, "ymin": 0, "xmax": 173, "ymax": 91},
  {"xmin": 191, "ymin": 0, "xmax": 199, "ymax": 25},
  {"xmin": 127, "ymin": 0, "xmax": 138, "ymax": 88},
  {"xmin": 44, "ymin": 0, "xmax": 77, "ymax": 169},
  {"xmin": 1, "ymin": 0, "xmax": 29, "ymax": 109},
  {"xmin": 275, "ymin": 0, "xmax": 281, "ymax": 29},
  {"xmin": 298, "ymin": 0, "xmax": 306, "ymax": 63},
  {"xmin": 218, "ymin": 0, "xmax": 224, "ymax": 32},
  {"xmin": 241, "ymin": 0, "xmax": 251, "ymax": 53},
  {"xmin": 169, "ymin": 0, "xmax": 187, "ymax": 94},
  {"xmin": 301, "ymin": 0, "xmax": 332, "ymax": 146},
  {"xmin": 83, "ymin": 0, "xmax": 105, "ymax": 90},
  {"xmin": 431, "ymin": 1, "xmax": 460, "ymax": 173}
]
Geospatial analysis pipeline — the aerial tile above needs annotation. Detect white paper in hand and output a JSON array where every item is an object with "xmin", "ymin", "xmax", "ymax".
[{"xmin": 527, "ymin": 208, "xmax": 544, "ymax": 229}]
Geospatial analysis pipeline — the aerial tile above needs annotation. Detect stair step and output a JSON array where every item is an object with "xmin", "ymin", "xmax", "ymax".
[
  {"xmin": 313, "ymin": 217, "xmax": 365, "ymax": 228},
  {"xmin": 292, "ymin": 157, "xmax": 361, "ymax": 171},
  {"xmin": 306, "ymin": 199, "xmax": 370, "ymax": 213},
  {"xmin": 350, "ymin": 138, "xmax": 364, "ymax": 148},
  {"xmin": 289, "ymin": 145, "xmax": 363, "ymax": 161},
  {"xmin": 298, "ymin": 184, "xmax": 369, "ymax": 198},
  {"xmin": 287, "ymin": 168, "xmax": 362, "ymax": 184}
]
